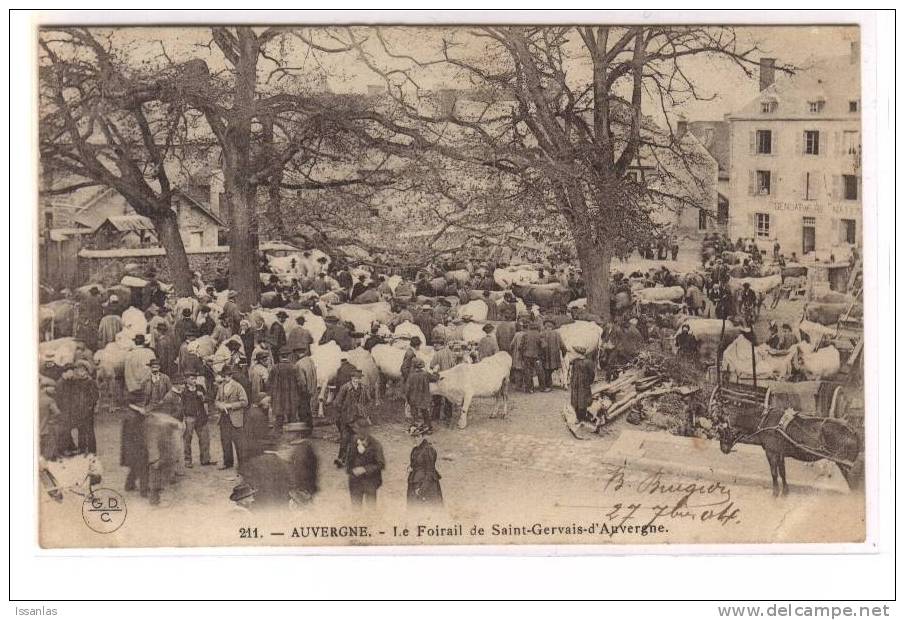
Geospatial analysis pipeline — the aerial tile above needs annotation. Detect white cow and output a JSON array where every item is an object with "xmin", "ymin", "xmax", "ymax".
[
  {"xmin": 557, "ymin": 321, "xmax": 604, "ymax": 386},
  {"xmin": 121, "ymin": 307, "xmax": 147, "ymax": 337},
  {"xmin": 268, "ymin": 249, "xmax": 332, "ymax": 280},
  {"xmin": 727, "ymin": 274, "xmax": 783, "ymax": 296},
  {"xmin": 430, "ymin": 351, "xmax": 512, "ymax": 429},
  {"xmin": 371, "ymin": 344, "xmax": 435, "ymax": 381},
  {"xmin": 457, "ymin": 299, "xmax": 489, "ymax": 322},
  {"xmin": 445, "ymin": 269, "xmax": 471, "ymax": 286},
  {"xmin": 310, "ymin": 341, "xmax": 343, "ymax": 416},
  {"xmin": 493, "ymin": 265, "xmax": 541, "ymax": 288},
  {"xmin": 634, "ymin": 286, "xmax": 686, "ymax": 303},
  {"xmin": 39, "ymin": 337, "xmax": 80, "ymax": 368},
  {"xmin": 393, "ymin": 321, "xmax": 427, "ymax": 347},
  {"xmin": 385, "ymin": 275, "xmax": 403, "ymax": 295},
  {"xmin": 330, "ymin": 303, "xmax": 384, "ymax": 334}
]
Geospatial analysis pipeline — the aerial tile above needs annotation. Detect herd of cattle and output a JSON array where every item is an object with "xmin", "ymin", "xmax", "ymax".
[{"xmin": 38, "ymin": 249, "xmax": 860, "ymax": 425}]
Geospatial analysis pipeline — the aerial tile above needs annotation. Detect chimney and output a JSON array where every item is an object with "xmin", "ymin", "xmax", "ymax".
[
  {"xmin": 850, "ymin": 40, "xmax": 860, "ymax": 65},
  {"xmin": 759, "ymin": 57, "xmax": 776, "ymax": 92}
]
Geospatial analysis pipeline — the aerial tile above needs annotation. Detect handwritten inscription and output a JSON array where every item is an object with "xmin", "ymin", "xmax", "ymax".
[{"xmin": 600, "ymin": 463, "xmax": 741, "ymax": 531}]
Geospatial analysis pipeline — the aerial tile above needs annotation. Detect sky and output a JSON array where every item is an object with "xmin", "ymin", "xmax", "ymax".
[{"xmin": 61, "ymin": 24, "xmax": 859, "ymax": 123}]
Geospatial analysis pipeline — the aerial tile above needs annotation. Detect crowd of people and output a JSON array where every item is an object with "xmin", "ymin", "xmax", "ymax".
[{"xmin": 38, "ymin": 235, "xmax": 815, "ymax": 512}]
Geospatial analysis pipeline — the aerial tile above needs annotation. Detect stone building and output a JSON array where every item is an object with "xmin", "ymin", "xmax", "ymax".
[{"xmin": 726, "ymin": 45, "xmax": 862, "ymax": 259}]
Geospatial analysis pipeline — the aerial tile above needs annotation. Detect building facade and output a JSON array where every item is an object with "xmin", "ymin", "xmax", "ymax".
[{"xmin": 727, "ymin": 48, "xmax": 862, "ymax": 259}]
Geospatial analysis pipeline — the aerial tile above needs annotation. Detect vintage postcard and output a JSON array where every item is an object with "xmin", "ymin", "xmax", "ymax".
[{"xmin": 35, "ymin": 21, "xmax": 869, "ymax": 548}]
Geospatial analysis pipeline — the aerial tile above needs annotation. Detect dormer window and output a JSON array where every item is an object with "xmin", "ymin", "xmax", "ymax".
[
  {"xmin": 761, "ymin": 99, "xmax": 778, "ymax": 113},
  {"xmin": 808, "ymin": 99, "xmax": 826, "ymax": 113}
]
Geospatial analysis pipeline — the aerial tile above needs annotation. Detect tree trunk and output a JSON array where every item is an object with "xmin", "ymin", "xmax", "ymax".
[
  {"xmin": 151, "ymin": 208, "xmax": 193, "ymax": 297},
  {"xmin": 224, "ymin": 170, "xmax": 260, "ymax": 311},
  {"xmin": 575, "ymin": 234, "xmax": 613, "ymax": 322}
]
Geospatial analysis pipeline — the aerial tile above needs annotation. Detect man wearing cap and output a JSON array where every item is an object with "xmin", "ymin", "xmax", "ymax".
[
  {"xmin": 141, "ymin": 358, "xmax": 173, "ymax": 411},
  {"xmin": 269, "ymin": 347, "xmax": 300, "ymax": 429},
  {"xmin": 286, "ymin": 315, "xmax": 313, "ymax": 358},
  {"xmin": 124, "ymin": 335, "xmax": 157, "ymax": 403},
  {"xmin": 182, "ymin": 371, "xmax": 213, "ymax": 467},
  {"xmin": 215, "ymin": 367, "xmax": 249, "ymax": 471},
  {"xmin": 294, "ymin": 347, "xmax": 318, "ymax": 426},
  {"xmin": 333, "ymin": 369, "xmax": 370, "ymax": 468},
  {"xmin": 346, "ymin": 420, "xmax": 385, "ymax": 508},
  {"xmin": 539, "ymin": 319, "xmax": 567, "ymax": 392},
  {"xmin": 415, "ymin": 304, "xmax": 436, "ymax": 346},
  {"xmin": 405, "ymin": 358, "xmax": 437, "ymax": 433},
  {"xmin": 477, "ymin": 323, "xmax": 500, "ymax": 361},
  {"xmin": 221, "ymin": 290, "xmax": 242, "ymax": 333},
  {"xmin": 55, "ymin": 360, "xmax": 99, "ymax": 454}
]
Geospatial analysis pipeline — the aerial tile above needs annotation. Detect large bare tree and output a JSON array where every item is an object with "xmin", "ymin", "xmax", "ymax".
[
  {"xmin": 39, "ymin": 28, "xmax": 199, "ymax": 295},
  {"xmin": 356, "ymin": 26, "xmax": 779, "ymax": 319}
]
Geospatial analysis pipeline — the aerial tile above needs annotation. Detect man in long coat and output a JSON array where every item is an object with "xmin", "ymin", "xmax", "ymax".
[
  {"xmin": 294, "ymin": 347, "xmax": 318, "ymax": 427},
  {"xmin": 407, "ymin": 428, "xmax": 442, "ymax": 507},
  {"xmin": 414, "ymin": 305, "xmax": 436, "ymax": 346},
  {"xmin": 519, "ymin": 321, "xmax": 543, "ymax": 393},
  {"xmin": 154, "ymin": 323, "xmax": 178, "ymax": 379},
  {"xmin": 124, "ymin": 335, "xmax": 156, "ymax": 402},
  {"xmin": 346, "ymin": 421, "xmax": 385, "ymax": 508},
  {"xmin": 286, "ymin": 316, "xmax": 313, "ymax": 357},
  {"xmin": 569, "ymin": 348, "xmax": 597, "ymax": 422},
  {"xmin": 332, "ymin": 370, "xmax": 370, "ymax": 467},
  {"xmin": 215, "ymin": 368, "xmax": 249, "ymax": 471},
  {"xmin": 405, "ymin": 358, "xmax": 436, "ymax": 432},
  {"xmin": 269, "ymin": 348, "xmax": 300, "ymax": 428},
  {"xmin": 509, "ymin": 328, "xmax": 526, "ymax": 391},
  {"xmin": 539, "ymin": 319, "xmax": 566, "ymax": 392},
  {"xmin": 268, "ymin": 311, "xmax": 289, "ymax": 353},
  {"xmin": 55, "ymin": 361, "xmax": 99, "ymax": 454}
]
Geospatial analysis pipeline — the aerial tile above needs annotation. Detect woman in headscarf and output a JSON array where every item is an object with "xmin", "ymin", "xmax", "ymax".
[{"xmin": 406, "ymin": 425, "xmax": 443, "ymax": 508}]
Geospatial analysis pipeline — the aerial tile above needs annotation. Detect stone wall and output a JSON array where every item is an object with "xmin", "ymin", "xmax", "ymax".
[{"xmin": 77, "ymin": 247, "xmax": 230, "ymax": 287}]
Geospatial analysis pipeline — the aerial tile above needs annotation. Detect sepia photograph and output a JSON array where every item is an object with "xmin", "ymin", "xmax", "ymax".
[{"xmin": 32, "ymin": 18, "xmax": 872, "ymax": 551}]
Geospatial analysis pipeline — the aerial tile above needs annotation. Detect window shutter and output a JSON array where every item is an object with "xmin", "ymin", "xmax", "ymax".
[
  {"xmin": 748, "ymin": 171, "xmax": 756, "ymax": 196},
  {"xmin": 772, "ymin": 132, "xmax": 778, "ymax": 156},
  {"xmin": 832, "ymin": 175, "xmax": 841, "ymax": 200},
  {"xmin": 749, "ymin": 131, "xmax": 756, "ymax": 155},
  {"xmin": 801, "ymin": 172, "xmax": 809, "ymax": 199},
  {"xmin": 749, "ymin": 212, "xmax": 757, "ymax": 231},
  {"xmin": 857, "ymin": 177, "xmax": 862, "ymax": 201},
  {"xmin": 795, "ymin": 131, "xmax": 803, "ymax": 155},
  {"xmin": 834, "ymin": 132, "xmax": 842, "ymax": 156},
  {"xmin": 772, "ymin": 172, "xmax": 778, "ymax": 196}
]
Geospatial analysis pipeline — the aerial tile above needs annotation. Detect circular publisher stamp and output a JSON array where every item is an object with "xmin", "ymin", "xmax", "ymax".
[{"xmin": 82, "ymin": 488, "xmax": 127, "ymax": 534}]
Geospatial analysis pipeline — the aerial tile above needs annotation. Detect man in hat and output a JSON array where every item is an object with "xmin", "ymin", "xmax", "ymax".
[
  {"xmin": 269, "ymin": 347, "xmax": 300, "ymax": 429},
  {"xmin": 174, "ymin": 307, "xmax": 196, "ymax": 345},
  {"xmin": 196, "ymin": 305, "xmax": 216, "ymax": 337},
  {"xmin": 569, "ymin": 347, "xmax": 596, "ymax": 422},
  {"xmin": 97, "ymin": 306, "xmax": 124, "ymax": 349},
  {"xmin": 430, "ymin": 316, "xmax": 449, "ymax": 347},
  {"xmin": 182, "ymin": 371, "xmax": 214, "ymax": 468},
  {"xmin": 407, "ymin": 424, "xmax": 443, "ymax": 508},
  {"xmin": 322, "ymin": 313, "xmax": 357, "ymax": 351},
  {"xmin": 38, "ymin": 376, "xmax": 65, "ymax": 460},
  {"xmin": 294, "ymin": 346, "xmax": 318, "ymax": 428},
  {"xmin": 286, "ymin": 315, "xmax": 313, "ymax": 358},
  {"xmin": 405, "ymin": 358, "xmax": 436, "ymax": 432},
  {"xmin": 140, "ymin": 358, "xmax": 173, "ymax": 411},
  {"xmin": 675, "ymin": 324, "xmax": 699, "ymax": 361},
  {"xmin": 268, "ymin": 310, "xmax": 289, "ymax": 353},
  {"xmin": 215, "ymin": 366, "xmax": 249, "ymax": 471},
  {"xmin": 121, "ymin": 402, "xmax": 151, "ymax": 498},
  {"xmin": 153, "ymin": 322, "xmax": 178, "ymax": 379},
  {"xmin": 775, "ymin": 323, "xmax": 800, "ymax": 351},
  {"xmin": 415, "ymin": 303, "xmax": 436, "ymax": 346},
  {"xmin": 363, "ymin": 322, "xmax": 385, "ymax": 352},
  {"xmin": 483, "ymin": 290, "xmax": 500, "ymax": 321},
  {"xmin": 248, "ymin": 351, "xmax": 270, "ymax": 410},
  {"xmin": 76, "ymin": 285, "xmax": 104, "ymax": 350},
  {"xmin": 399, "ymin": 336, "xmax": 422, "ymax": 393},
  {"xmin": 351, "ymin": 274, "xmax": 368, "ymax": 301},
  {"xmin": 211, "ymin": 315, "xmax": 233, "ymax": 348},
  {"xmin": 346, "ymin": 420, "xmax": 385, "ymax": 508},
  {"xmin": 311, "ymin": 272, "xmax": 329, "ymax": 296},
  {"xmin": 519, "ymin": 320, "xmax": 543, "ymax": 393},
  {"xmin": 229, "ymin": 482, "xmax": 257, "ymax": 512},
  {"xmin": 539, "ymin": 319, "xmax": 567, "ymax": 392},
  {"xmin": 333, "ymin": 369, "xmax": 370, "ymax": 468},
  {"xmin": 124, "ymin": 335, "xmax": 157, "ymax": 402},
  {"xmin": 55, "ymin": 360, "xmax": 99, "ymax": 454},
  {"xmin": 477, "ymin": 323, "xmax": 499, "ymax": 360}
]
